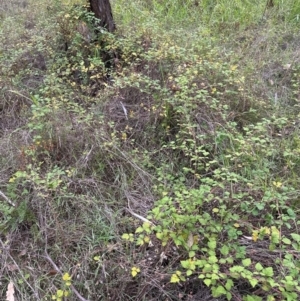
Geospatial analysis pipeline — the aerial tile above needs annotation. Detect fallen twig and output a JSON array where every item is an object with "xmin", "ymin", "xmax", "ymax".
[
  {"xmin": 44, "ymin": 251, "xmax": 90, "ymax": 301},
  {"xmin": 0, "ymin": 190, "xmax": 15, "ymax": 207},
  {"xmin": 125, "ymin": 191, "xmax": 155, "ymax": 225}
]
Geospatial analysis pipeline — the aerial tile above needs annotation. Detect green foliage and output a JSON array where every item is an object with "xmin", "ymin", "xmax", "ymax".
[
  {"xmin": 126, "ymin": 167, "xmax": 300, "ymax": 299},
  {"xmin": 0, "ymin": 200, "xmax": 33, "ymax": 232},
  {"xmin": 2, "ymin": 0, "xmax": 300, "ymax": 300},
  {"xmin": 119, "ymin": 26, "xmax": 300, "ymax": 300}
]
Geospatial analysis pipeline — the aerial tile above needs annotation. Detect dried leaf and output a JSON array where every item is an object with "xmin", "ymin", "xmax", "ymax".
[
  {"xmin": 187, "ymin": 233, "xmax": 194, "ymax": 248},
  {"xmin": 6, "ymin": 282, "xmax": 14, "ymax": 301},
  {"xmin": 6, "ymin": 264, "xmax": 18, "ymax": 272},
  {"xmin": 170, "ymin": 273, "xmax": 180, "ymax": 283},
  {"xmin": 18, "ymin": 249, "xmax": 27, "ymax": 257},
  {"xmin": 47, "ymin": 269, "xmax": 58, "ymax": 276}
]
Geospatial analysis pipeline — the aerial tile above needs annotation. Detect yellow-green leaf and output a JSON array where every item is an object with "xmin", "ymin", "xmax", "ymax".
[
  {"xmin": 252, "ymin": 230, "xmax": 258, "ymax": 242},
  {"xmin": 62, "ymin": 273, "xmax": 71, "ymax": 282},
  {"xmin": 242, "ymin": 258, "xmax": 251, "ymax": 267},
  {"xmin": 170, "ymin": 273, "xmax": 180, "ymax": 283},
  {"xmin": 204, "ymin": 279, "xmax": 211, "ymax": 287},
  {"xmin": 135, "ymin": 227, "xmax": 144, "ymax": 233},
  {"xmin": 122, "ymin": 233, "xmax": 130, "ymax": 240},
  {"xmin": 131, "ymin": 267, "xmax": 140, "ymax": 277},
  {"xmin": 186, "ymin": 269, "xmax": 193, "ymax": 276}
]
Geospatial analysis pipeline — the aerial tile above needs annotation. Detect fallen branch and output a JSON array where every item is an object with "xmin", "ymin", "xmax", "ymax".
[
  {"xmin": 0, "ymin": 190, "xmax": 15, "ymax": 207},
  {"xmin": 125, "ymin": 191, "xmax": 155, "ymax": 225}
]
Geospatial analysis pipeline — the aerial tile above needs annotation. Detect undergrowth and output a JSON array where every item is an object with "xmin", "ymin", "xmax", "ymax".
[{"xmin": 0, "ymin": 0, "xmax": 300, "ymax": 300}]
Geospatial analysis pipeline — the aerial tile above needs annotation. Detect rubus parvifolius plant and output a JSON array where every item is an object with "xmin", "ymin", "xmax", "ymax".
[
  {"xmin": 122, "ymin": 113, "xmax": 300, "ymax": 301},
  {"xmin": 123, "ymin": 169, "xmax": 300, "ymax": 300}
]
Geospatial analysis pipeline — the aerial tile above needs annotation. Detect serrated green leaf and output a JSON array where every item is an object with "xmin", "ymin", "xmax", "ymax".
[
  {"xmin": 242, "ymin": 258, "xmax": 251, "ymax": 267},
  {"xmin": 136, "ymin": 237, "xmax": 144, "ymax": 246},
  {"xmin": 135, "ymin": 226, "xmax": 144, "ymax": 233},
  {"xmin": 122, "ymin": 233, "xmax": 130, "ymax": 240},
  {"xmin": 181, "ymin": 260, "xmax": 190, "ymax": 269},
  {"xmin": 227, "ymin": 257, "xmax": 234, "ymax": 264},
  {"xmin": 230, "ymin": 265, "xmax": 244, "ymax": 273},
  {"xmin": 269, "ymin": 243, "xmax": 276, "ymax": 251},
  {"xmin": 212, "ymin": 285, "xmax": 227, "ymax": 297},
  {"xmin": 208, "ymin": 255, "xmax": 218, "ymax": 264},
  {"xmin": 219, "ymin": 258, "xmax": 226, "ymax": 264},
  {"xmin": 144, "ymin": 236, "xmax": 150, "ymax": 243},
  {"xmin": 208, "ymin": 239, "xmax": 217, "ymax": 249},
  {"xmin": 212, "ymin": 263, "xmax": 219, "ymax": 273},
  {"xmin": 142, "ymin": 222, "xmax": 151, "ymax": 229},
  {"xmin": 191, "ymin": 244, "xmax": 199, "ymax": 251},
  {"xmin": 287, "ymin": 208, "xmax": 295, "ymax": 218},
  {"xmin": 263, "ymin": 267, "xmax": 274, "ymax": 277},
  {"xmin": 267, "ymin": 295, "xmax": 275, "ymax": 301},
  {"xmin": 226, "ymin": 292, "xmax": 232, "ymax": 300},
  {"xmin": 162, "ymin": 240, "xmax": 168, "ymax": 246},
  {"xmin": 249, "ymin": 278, "xmax": 258, "ymax": 288},
  {"xmin": 268, "ymin": 278, "xmax": 276, "ymax": 288},
  {"xmin": 195, "ymin": 259, "xmax": 205, "ymax": 267},
  {"xmin": 271, "ymin": 226, "xmax": 280, "ymax": 244},
  {"xmin": 170, "ymin": 273, "xmax": 180, "ymax": 283},
  {"xmin": 255, "ymin": 262, "xmax": 263, "ymax": 271},
  {"xmin": 204, "ymin": 279, "xmax": 211, "ymax": 287},
  {"xmin": 220, "ymin": 245, "xmax": 229, "ymax": 255},
  {"xmin": 186, "ymin": 269, "xmax": 193, "ymax": 276},
  {"xmin": 256, "ymin": 203, "xmax": 264, "ymax": 210},
  {"xmin": 225, "ymin": 279, "xmax": 234, "ymax": 290},
  {"xmin": 156, "ymin": 232, "xmax": 163, "ymax": 240}
]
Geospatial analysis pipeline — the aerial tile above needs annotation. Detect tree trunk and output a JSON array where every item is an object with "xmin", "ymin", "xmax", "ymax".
[
  {"xmin": 88, "ymin": 0, "xmax": 116, "ymax": 33},
  {"xmin": 266, "ymin": 0, "xmax": 274, "ymax": 8}
]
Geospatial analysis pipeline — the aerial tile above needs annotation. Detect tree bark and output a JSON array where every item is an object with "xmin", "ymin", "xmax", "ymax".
[
  {"xmin": 266, "ymin": 0, "xmax": 274, "ymax": 8},
  {"xmin": 88, "ymin": 0, "xmax": 116, "ymax": 33}
]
